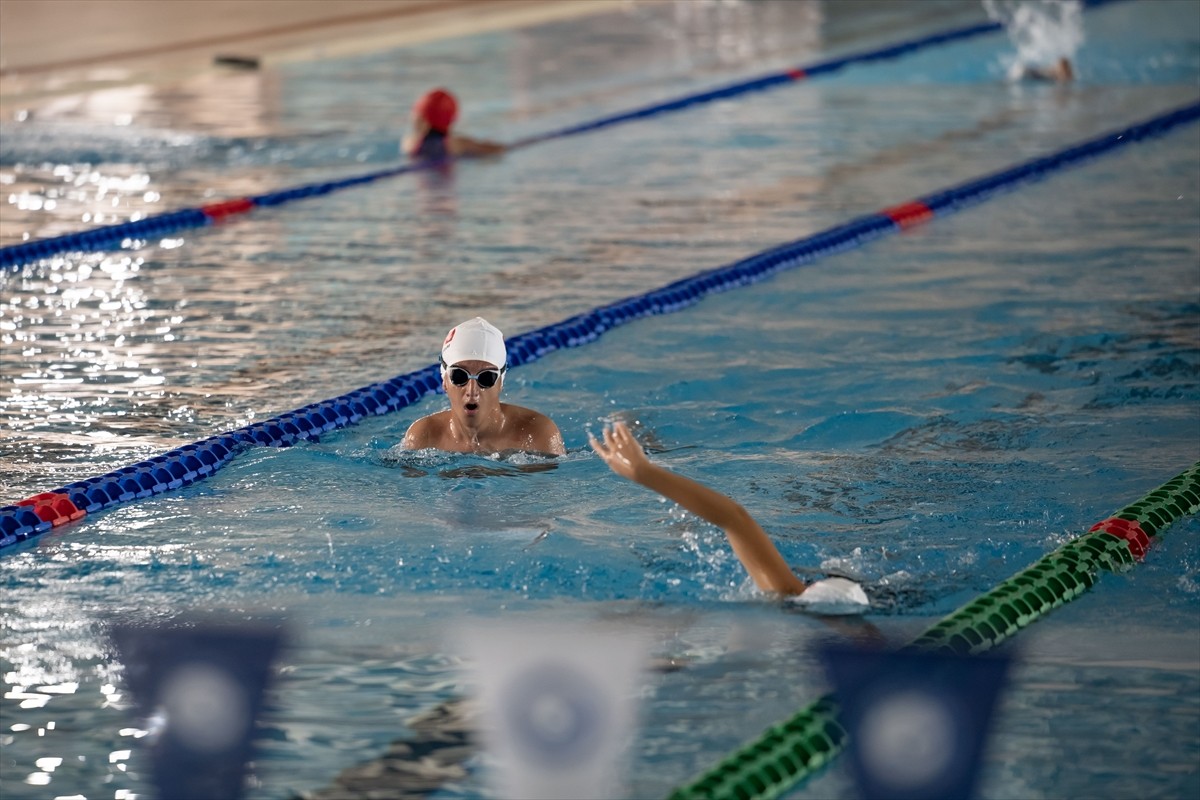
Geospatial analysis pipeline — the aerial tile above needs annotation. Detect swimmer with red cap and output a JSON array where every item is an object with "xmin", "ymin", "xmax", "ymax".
[
  {"xmin": 402, "ymin": 317, "xmax": 564, "ymax": 455},
  {"xmin": 402, "ymin": 88, "xmax": 506, "ymax": 160}
]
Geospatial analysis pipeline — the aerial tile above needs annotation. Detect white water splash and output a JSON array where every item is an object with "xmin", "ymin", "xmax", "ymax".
[{"xmin": 983, "ymin": 0, "xmax": 1085, "ymax": 81}]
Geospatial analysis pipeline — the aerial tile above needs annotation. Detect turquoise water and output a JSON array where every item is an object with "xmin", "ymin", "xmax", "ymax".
[{"xmin": 2, "ymin": 1, "xmax": 1199, "ymax": 798}]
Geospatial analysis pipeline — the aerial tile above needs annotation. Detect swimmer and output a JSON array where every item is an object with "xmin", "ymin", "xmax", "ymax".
[
  {"xmin": 402, "ymin": 317, "xmax": 565, "ymax": 456},
  {"xmin": 590, "ymin": 421, "xmax": 869, "ymax": 610},
  {"xmin": 1017, "ymin": 56, "xmax": 1074, "ymax": 83},
  {"xmin": 401, "ymin": 88, "xmax": 506, "ymax": 160}
]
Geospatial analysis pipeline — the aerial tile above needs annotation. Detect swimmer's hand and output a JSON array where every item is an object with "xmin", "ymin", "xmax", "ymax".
[{"xmin": 588, "ymin": 421, "xmax": 650, "ymax": 482}]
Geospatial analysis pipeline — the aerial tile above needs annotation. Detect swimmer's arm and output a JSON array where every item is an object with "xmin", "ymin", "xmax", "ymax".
[
  {"xmin": 402, "ymin": 118, "xmax": 428, "ymax": 158},
  {"xmin": 511, "ymin": 407, "xmax": 566, "ymax": 456},
  {"xmin": 525, "ymin": 419, "xmax": 566, "ymax": 456},
  {"xmin": 589, "ymin": 422, "xmax": 806, "ymax": 596},
  {"xmin": 539, "ymin": 420, "xmax": 567, "ymax": 457},
  {"xmin": 1019, "ymin": 57, "xmax": 1073, "ymax": 83},
  {"xmin": 401, "ymin": 133, "xmax": 421, "ymax": 157},
  {"xmin": 546, "ymin": 432, "xmax": 566, "ymax": 456},
  {"xmin": 448, "ymin": 134, "xmax": 506, "ymax": 157}
]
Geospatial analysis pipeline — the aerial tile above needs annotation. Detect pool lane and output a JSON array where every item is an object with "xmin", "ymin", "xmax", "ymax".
[{"xmin": 4, "ymin": 95, "xmax": 1197, "ymax": 550}]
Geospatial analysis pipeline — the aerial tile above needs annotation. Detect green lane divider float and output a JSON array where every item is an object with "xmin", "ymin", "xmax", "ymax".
[{"xmin": 666, "ymin": 461, "xmax": 1200, "ymax": 800}]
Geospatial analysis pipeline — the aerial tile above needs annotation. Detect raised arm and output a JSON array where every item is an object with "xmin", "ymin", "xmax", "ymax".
[{"xmin": 589, "ymin": 422, "xmax": 807, "ymax": 596}]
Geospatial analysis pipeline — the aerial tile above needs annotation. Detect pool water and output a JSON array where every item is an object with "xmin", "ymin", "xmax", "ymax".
[{"xmin": 2, "ymin": 1, "xmax": 1198, "ymax": 798}]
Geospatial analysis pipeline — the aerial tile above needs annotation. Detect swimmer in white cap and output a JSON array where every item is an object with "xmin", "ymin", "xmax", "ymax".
[
  {"xmin": 590, "ymin": 421, "xmax": 869, "ymax": 612},
  {"xmin": 402, "ymin": 317, "xmax": 565, "ymax": 456}
]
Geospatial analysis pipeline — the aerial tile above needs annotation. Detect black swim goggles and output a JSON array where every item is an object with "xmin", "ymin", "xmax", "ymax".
[{"xmin": 442, "ymin": 361, "xmax": 506, "ymax": 389}]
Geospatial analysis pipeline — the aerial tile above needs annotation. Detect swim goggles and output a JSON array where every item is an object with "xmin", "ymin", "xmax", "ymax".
[{"xmin": 442, "ymin": 361, "xmax": 505, "ymax": 389}]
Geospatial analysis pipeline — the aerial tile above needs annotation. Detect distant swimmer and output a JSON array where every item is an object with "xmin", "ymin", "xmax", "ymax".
[
  {"xmin": 1016, "ymin": 56, "xmax": 1074, "ymax": 83},
  {"xmin": 402, "ymin": 88, "xmax": 506, "ymax": 160},
  {"xmin": 590, "ymin": 421, "xmax": 869, "ymax": 612},
  {"xmin": 402, "ymin": 317, "xmax": 565, "ymax": 456}
]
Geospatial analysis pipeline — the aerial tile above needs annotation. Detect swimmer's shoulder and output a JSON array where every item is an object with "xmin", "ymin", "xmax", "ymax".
[
  {"xmin": 501, "ymin": 403, "xmax": 565, "ymax": 454},
  {"xmin": 446, "ymin": 134, "xmax": 506, "ymax": 158},
  {"xmin": 502, "ymin": 403, "xmax": 560, "ymax": 430},
  {"xmin": 402, "ymin": 410, "xmax": 450, "ymax": 449}
]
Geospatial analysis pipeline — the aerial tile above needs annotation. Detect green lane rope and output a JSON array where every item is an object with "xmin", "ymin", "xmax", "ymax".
[{"xmin": 666, "ymin": 462, "xmax": 1200, "ymax": 800}]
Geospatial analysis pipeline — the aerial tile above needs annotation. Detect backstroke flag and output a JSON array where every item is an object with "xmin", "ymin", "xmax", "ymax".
[
  {"xmin": 820, "ymin": 642, "xmax": 1012, "ymax": 800},
  {"xmin": 458, "ymin": 620, "xmax": 648, "ymax": 800},
  {"xmin": 112, "ymin": 617, "xmax": 284, "ymax": 800}
]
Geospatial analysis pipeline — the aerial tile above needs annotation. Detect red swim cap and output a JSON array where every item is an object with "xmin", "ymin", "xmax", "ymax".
[{"xmin": 412, "ymin": 89, "xmax": 458, "ymax": 132}]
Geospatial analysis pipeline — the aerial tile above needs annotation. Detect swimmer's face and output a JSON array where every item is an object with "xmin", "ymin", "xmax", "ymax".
[{"xmin": 443, "ymin": 359, "xmax": 503, "ymax": 423}]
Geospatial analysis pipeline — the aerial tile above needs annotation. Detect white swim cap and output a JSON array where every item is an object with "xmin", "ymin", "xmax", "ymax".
[
  {"xmin": 441, "ymin": 317, "xmax": 506, "ymax": 368},
  {"xmin": 792, "ymin": 577, "xmax": 870, "ymax": 616}
]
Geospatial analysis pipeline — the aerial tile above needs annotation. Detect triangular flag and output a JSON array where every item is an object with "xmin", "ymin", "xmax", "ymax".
[
  {"xmin": 458, "ymin": 621, "xmax": 647, "ymax": 800},
  {"xmin": 820, "ymin": 643, "xmax": 1012, "ymax": 800},
  {"xmin": 112, "ymin": 618, "xmax": 284, "ymax": 800}
]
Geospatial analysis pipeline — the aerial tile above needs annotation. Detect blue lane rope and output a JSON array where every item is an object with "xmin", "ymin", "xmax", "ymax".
[
  {"xmin": 0, "ymin": 0, "xmax": 1129, "ymax": 271},
  {"xmin": 3, "ymin": 96, "xmax": 1196, "ymax": 549}
]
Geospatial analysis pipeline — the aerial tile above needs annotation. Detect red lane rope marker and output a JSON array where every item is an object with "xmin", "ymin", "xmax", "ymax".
[
  {"xmin": 15, "ymin": 493, "xmax": 85, "ymax": 527},
  {"xmin": 881, "ymin": 200, "xmax": 936, "ymax": 228},
  {"xmin": 1089, "ymin": 517, "xmax": 1152, "ymax": 559},
  {"xmin": 200, "ymin": 198, "xmax": 256, "ymax": 220}
]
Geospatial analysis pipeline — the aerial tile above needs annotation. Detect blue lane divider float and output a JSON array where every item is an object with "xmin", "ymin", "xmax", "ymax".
[
  {"xmin": 0, "ymin": 0, "xmax": 1130, "ymax": 272},
  {"xmin": 2, "ymin": 96, "xmax": 1196, "ymax": 551}
]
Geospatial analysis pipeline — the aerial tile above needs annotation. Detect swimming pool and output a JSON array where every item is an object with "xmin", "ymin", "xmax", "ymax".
[{"xmin": 2, "ymin": 0, "xmax": 1198, "ymax": 797}]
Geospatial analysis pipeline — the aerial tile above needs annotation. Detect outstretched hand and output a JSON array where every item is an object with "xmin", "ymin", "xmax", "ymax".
[{"xmin": 588, "ymin": 421, "xmax": 650, "ymax": 483}]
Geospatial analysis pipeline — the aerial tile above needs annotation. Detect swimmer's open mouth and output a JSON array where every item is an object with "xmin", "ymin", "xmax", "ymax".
[{"xmin": 465, "ymin": 402, "xmax": 479, "ymax": 412}]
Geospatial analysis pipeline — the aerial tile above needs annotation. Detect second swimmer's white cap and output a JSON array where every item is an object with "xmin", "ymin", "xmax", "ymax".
[
  {"xmin": 441, "ymin": 317, "xmax": 507, "ymax": 368},
  {"xmin": 791, "ymin": 577, "xmax": 870, "ymax": 616}
]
